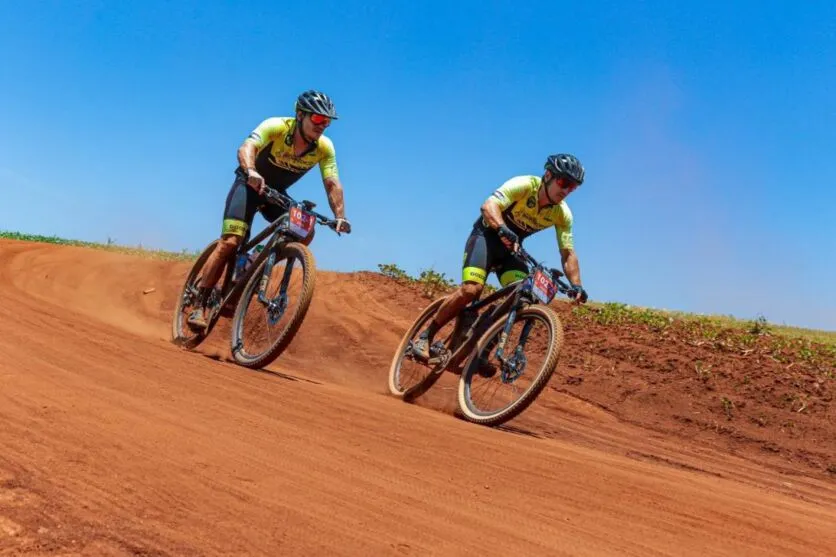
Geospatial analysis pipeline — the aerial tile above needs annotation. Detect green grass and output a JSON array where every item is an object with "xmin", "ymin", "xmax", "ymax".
[
  {"xmin": 571, "ymin": 302, "xmax": 836, "ymax": 370},
  {"xmin": 576, "ymin": 300, "xmax": 836, "ymax": 346},
  {"xmin": 0, "ymin": 230, "xmax": 200, "ymax": 262}
]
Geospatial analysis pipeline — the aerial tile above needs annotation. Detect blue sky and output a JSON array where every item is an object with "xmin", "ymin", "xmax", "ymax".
[{"xmin": 1, "ymin": 1, "xmax": 834, "ymax": 330}]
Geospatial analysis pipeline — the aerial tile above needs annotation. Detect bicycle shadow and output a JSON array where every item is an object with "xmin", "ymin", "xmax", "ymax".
[
  {"xmin": 496, "ymin": 423, "xmax": 547, "ymax": 440},
  {"xmin": 199, "ymin": 352, "xmax": 324, "ymax": 385}
]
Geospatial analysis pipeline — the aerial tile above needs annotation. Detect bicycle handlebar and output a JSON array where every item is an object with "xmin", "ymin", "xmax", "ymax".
[
  {"xmin": 514, "ymin": 245, "xmax": 573, "ymax": 295},
  {"xmin": 262, "ymin": 187, "xmax": 342, "ymax": 232}
]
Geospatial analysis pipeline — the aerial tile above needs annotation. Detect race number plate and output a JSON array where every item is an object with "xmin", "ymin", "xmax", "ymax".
[
  {"xmin": 288, "ymin": 207, "xmax": 314, "ymax": 238},
  {"xmin": 532, "ymin": 269, "xmax": 557, "ymax": 304}
]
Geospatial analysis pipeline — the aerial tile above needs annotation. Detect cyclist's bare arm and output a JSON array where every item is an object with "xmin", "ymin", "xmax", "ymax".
[
  {"xmin": 480, "ymin": 198, "xmax": 508, "ymax": 230},
  {"xmin": 560, "ymin": 247, "xmax": 582, "ymax": 285},
  {"xmin": 236, "ymin": 141, "xmax": 265, "ymax": 193},
  {"xmin": 238, "ymin": 141, "xmax": 257, "ymax": 170},
  {"xmin": 323, "ymin": 176, "xmax": 346, "ymax": 219},
  {"xmin": 481, "ymin": 198, "xmax": 520, "ymax": 251}
]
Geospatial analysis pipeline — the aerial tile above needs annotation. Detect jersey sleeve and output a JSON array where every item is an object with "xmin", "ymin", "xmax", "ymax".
[
  {"xmin": 317, "ymin": 136, "xmax": 339, "ymax": 180},
  {"xmin": 554, "ymin": 202, "xmax": 574, "ymax": 250},
  {"xmin": 487, "ymin": 176, "xmax": 536, "ymax": 210},
  {"xmin": 244, "ymin": 117, "xmax": 288, "ymax": 150}
]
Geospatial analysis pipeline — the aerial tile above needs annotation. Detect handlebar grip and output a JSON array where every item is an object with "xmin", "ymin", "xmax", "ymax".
[{"xmin": 496, "ymin": 225, "xmax": 516, "ymax": 240}]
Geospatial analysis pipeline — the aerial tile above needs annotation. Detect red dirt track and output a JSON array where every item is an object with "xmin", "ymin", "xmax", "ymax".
[{"xmin": 1, "ymin": 239, "xmax": 834, "ymax": 556}]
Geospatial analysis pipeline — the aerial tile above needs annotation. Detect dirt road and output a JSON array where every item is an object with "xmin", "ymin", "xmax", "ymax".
[{"xmin": 1, "ymin": 240, "xmax": 833, "ymax": 556}]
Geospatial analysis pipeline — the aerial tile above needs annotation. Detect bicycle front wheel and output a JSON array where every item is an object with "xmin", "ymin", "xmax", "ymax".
[
  {"xmin": 457, "ymin": 305, "xmax": 564, "ymax": 426},
  {"xmin": 230, "ymin": 242, "xmax": 316, "ymax": 369}
]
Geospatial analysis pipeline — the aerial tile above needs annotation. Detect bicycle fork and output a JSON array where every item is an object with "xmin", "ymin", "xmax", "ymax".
[
  {"xmin": 257, "ymin": 249, "xmax": 294, "ymax": 325},
  {"xmin": 493, "ymin": 307, "xmax": 535, "ymax": 381},
  {"xmin": 494, "ymin": 307, "xmax": 517, "ymax": 362}
]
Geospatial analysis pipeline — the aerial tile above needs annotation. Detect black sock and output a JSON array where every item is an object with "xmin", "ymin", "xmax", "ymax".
[{"xmin": 424, "ymin": 320, "xmax": 439, "ymax": 341}]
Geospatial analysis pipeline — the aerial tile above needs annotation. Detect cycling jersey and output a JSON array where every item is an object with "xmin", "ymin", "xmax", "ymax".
[
  {"xmin": 243, "ymin": 117, "xmax": 338, "ymax": 189},
  {"xmin": 481, "ymin": 175, "xmax": 574, "ymax": 250}
]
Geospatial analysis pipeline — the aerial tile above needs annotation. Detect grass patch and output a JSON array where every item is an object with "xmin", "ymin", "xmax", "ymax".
[
  {"xmin": 570, "ymin": 302, "xmax": 835, "ymax": 372},
  {"xmin": 574, "ymin": 301, "xmax": 835, "ymax": 347},
  {"xmin": 0, "ymin": 230, "xmax": 200, "ymax": 262}
]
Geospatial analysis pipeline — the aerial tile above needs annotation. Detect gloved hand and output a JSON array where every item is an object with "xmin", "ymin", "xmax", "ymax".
[
  {"xmin": 569, "ymin": 282, "xmax": 588, "ymax": 304},
  {"xmin": 334, "ymin": 217, "xmax": 352, "ymax": 234},
  {"xmin": 496, "ymin": 225, "xmax": 519, "ymax": 252}
]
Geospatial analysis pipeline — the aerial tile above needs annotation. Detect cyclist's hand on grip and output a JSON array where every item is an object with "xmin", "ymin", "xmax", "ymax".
[
  {"xmin": 334, "ymin": 217, "xmax": 352, "ymax": 234},
  {"xmin": 497, "ymin": 225, "xmax": 519, "ymax": 252},
  {"xmin": 246, "ymin": 168, "xmax": 267, "ymax": 195},
  {"xmin": 569, "ymin": 283, "xmax": 588, "ymax": 304}
]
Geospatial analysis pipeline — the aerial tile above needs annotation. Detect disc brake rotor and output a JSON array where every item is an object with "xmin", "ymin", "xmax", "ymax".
[
  {"xmin": 501, "ymin": 349, "xmax": 527, "ymax": 383},
  {"xmin": 266, "ymin": 294, "xmax": 288, "ymax": 325}
]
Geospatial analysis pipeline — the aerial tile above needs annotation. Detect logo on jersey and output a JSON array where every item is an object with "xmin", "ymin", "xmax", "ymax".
[
  {"xmin": 508, "ymin": 210, "xmax": 549, "ymax": 233},
  {"xmin": 268, "ymin": 153, "xmax": 314, "ymax": 173},
  {"xmin": 247, "ymin": 132, "xmax": 262, "ymax": 143},
  {"xmin": 526, "ymin": 196, "xmax": 536, "ymax": 208},
  {"xmin": 509, "ymin": 217, "xmax": 534, "ymax": 232}
]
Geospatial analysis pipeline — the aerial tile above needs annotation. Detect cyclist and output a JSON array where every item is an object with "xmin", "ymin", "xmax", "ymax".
[
  {"xmin": 188, "ymin": 90, "xmax": 351, "ymax": 329},
  {"xmin": 413, "ymin": 153, "xmax": 589, "ymax": 360}
]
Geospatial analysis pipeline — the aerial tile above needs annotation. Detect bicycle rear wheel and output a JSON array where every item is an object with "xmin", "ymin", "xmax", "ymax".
[
  {"xmin": 171, "ymin": 240, "xmax": 223, "ymax": 348},
  {"xmin": 388, "ymin": 296, "xmax": 461, "ymax": 400}
]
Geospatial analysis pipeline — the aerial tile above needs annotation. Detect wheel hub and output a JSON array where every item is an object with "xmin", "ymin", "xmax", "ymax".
[
  {"xmin": 501, "ymin": 348, "xmax": 527, "ymax": 383},
  {"xmin": 266, "ymin": 294, "xmax": 288, "ymax": 325}
]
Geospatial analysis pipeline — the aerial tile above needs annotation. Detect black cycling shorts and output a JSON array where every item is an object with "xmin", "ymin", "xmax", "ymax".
[
  {"xmin": 461, "ymin": 222, "xmax": 528, "ymax": 286},
  {"xmin": 220, "ymin": 170, "xmax": 288, "ymax": 238}
]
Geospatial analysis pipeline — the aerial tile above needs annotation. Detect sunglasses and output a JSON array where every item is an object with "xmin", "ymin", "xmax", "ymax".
[
  {"xmin": 552, "ymin": 176, "xmax": 579, "ymax": 190},
  {"xmin": 309, "ymin": 113, "xmax": 331, "ymax": 126}
]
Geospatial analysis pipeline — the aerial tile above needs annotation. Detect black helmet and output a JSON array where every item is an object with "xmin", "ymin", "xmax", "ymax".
[
  {"xmin": 545, "ymin": 153, "xmax": 585, "ymax": 184},
  {"xmin": 295, "ymin": 90, "xmax": 339, "ymax": 119}
]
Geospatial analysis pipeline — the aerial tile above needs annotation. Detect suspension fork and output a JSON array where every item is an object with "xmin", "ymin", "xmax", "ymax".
[
  {"xmin": 501, "ymin": 317, "xmax": 536, "ymax": 370},
  {"xmin": 256, "ymin": 245, "xmax": 296, "ymax": 304},
  {"xmin": 493, "ymin": 291, "xmax": 524, "ymax": 362},
  {"xmin": 256, "ymin": 246, "xmax": 280, "ymax": 304},
  {"xmin": 516, "ymin": 318, "xmax": 536, "ymax": 347}
]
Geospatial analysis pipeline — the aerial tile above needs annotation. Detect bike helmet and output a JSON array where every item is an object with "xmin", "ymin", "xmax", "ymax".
[
  {"xmin": 295, "ymin": 89, "xmax": 339, "ymax": 119},
  {"xmin": 545, "ymin": 153, "xmax": 585, "ymax": 185}
]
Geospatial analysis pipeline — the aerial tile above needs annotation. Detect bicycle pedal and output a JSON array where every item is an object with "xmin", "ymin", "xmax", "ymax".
[{"xmin": 427, "ymin": 350, "xmax": 451, "ymax": 367}]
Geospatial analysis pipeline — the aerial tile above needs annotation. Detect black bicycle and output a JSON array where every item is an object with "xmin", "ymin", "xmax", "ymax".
[
  {"xmin": 171, "ymin": 187, "xmax": 343, "ymax": 369},
  {"xmin": 388, "ymin": 245, "xmax": 573, "ymax": 426}
]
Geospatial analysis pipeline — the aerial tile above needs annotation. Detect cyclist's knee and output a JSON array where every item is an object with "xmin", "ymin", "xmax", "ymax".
[{"xmin": 461, "ymin": 281, "xmax": 483, "ymax": 301}]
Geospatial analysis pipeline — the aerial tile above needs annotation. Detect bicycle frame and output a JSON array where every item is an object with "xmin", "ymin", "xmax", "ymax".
[
  {"xmin": 213, "ymin": 189, "xmax": 338, "ymax": 313},
  {"xmin": 439, "ymin": 246, "xmax": 572, "ymax": 370}
]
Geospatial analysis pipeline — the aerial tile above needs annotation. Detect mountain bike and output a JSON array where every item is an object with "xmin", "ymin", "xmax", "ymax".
[
  {"xmin": 387, "ymin": 245, "xmax": 573, "ymax": 426},
  {"xmin": 171, "ymin": 187, "xmax": 343, "ymax": 369}
]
